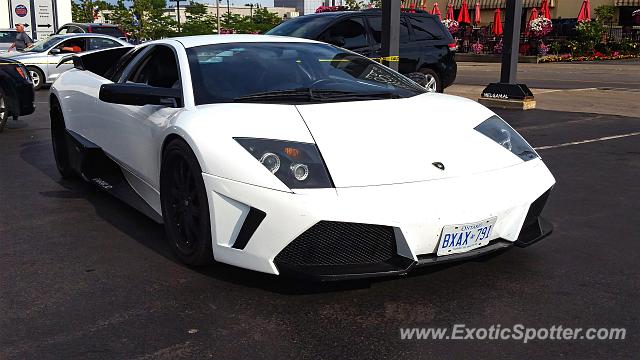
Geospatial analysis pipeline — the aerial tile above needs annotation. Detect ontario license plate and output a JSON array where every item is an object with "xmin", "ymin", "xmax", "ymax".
[{"xmin": 437, "ymin": 217, "xmax": 497, "ymax": 256}]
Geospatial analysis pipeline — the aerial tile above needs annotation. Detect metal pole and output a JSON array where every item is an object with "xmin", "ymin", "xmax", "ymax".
[
  {"xmin": 500, "ymin": 0, "xmax": 523, "ymax": 83},
  {"xmin": 381, "ymin": 0, "xmax": 401, "ymax": 71},
  {"xmin": 216, "ymin": 0, "xmax": 220, "ymax": 33},
  {"xmin": 176, "ymin": 0, "xmax": 180, "ymax": 33}
]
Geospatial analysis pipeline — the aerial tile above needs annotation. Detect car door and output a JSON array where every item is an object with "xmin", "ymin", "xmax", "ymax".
[
  {"xmin": 99, "ymin": 44, "xmax": 183, "ymax": 190},
  {"xmin": 318, "ymin": 16, "xmax": 371, "ymax": 55},
  {"xmin": 46, "ymin": 37, "xmax": 88, "ymax": 82}
]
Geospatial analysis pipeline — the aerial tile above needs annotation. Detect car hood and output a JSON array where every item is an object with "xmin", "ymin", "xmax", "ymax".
[{"xmin": 295, "ymin": 93, "xmax": 525, "ymax": 187}]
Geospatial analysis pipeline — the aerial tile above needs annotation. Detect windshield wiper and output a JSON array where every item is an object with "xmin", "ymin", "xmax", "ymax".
[{"xmin": 233, "ymin": 88, "xmax": 400, "ymax": 103}]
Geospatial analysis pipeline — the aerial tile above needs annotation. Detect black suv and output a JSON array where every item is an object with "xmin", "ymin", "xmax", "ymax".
[
  {"xmin": 266, "ymin": 9, "xmax": 457, "ymax": 92},
  {"xmin": 56, "ymin": 23, "xmax": 127, "ymax": 41}
]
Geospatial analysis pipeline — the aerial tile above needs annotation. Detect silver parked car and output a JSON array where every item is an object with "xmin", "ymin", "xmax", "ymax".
[{"xmin": 8, "ymin": 33, "xmax": 130, "ymax": 90}]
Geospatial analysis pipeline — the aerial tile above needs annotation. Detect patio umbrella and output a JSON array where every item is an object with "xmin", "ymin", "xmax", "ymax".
[
  {"xmin": 527, "ymin": 8, "xmax": 538, "ymax": 31},
  {"xmin": 492, "ymin": 8, "xmax": 503, "ymax": 36},
  {"xmin": 540, "ymin": 0, "xmax": 551, "ymax": 19},
  {"xmin": 457, "ymin": 0, "xmax": 471, "ymax": 24},
  {"xmin": 577, "ymin": 0, "xmax": 591, "ymax": 22},
  {"xmin": 431, "ymin": 2, "xmax": 442, "ymax": 20},
  {"xmin": 474, "ymin": 2, "xmax": 481, "ymax": 25},
  {"xmin": 446, "ymin": 3, "xmax": 454, "ymax": 20}
]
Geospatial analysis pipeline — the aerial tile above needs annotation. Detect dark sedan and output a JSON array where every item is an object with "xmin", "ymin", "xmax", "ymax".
[{"xmin": 0, "ymin": 57, "xmax": 34, "ymax": 132}]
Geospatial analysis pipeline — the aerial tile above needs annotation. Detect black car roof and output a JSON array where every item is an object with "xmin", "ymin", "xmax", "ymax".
[
  {"xmin": 302, "ymin": 8, "xmax": 439, "ymax": 19},
  {"xmin": 64, "ymin": 23, "xmax": 120, "ymax": 28}
]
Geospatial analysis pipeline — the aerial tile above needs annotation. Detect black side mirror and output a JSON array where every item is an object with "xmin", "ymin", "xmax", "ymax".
[
  {"xmin": 327, "ymin": 35, "xmax": 346, "ymax": 47},
  {"xmin": 99, "ymin": 83, "xmax": 182, "ymax": 108}
]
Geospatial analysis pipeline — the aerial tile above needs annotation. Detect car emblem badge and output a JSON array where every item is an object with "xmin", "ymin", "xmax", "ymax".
[{"xmin": 432, "ymin": 162, "xmax": 445, "ymax": 171}]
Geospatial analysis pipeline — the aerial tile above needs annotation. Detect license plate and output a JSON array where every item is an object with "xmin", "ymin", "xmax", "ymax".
[{"xmin": 437, "ymin": 217, "xmax": 497, "ymax": 256}]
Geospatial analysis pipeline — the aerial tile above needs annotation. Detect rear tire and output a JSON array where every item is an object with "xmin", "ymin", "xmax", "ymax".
[
  {"xmin": 0, "ymin": 88, "xmax": 8, "ymax": 133},
  {"xmin": 28, "ymin": 66, "xmax": 45, "ymax": 91},
  {"xmin": 161, "ymin": 139, "xmax": 214, "ymax": 266},
  {"xmin": 50, "ymin": 99, "xmax": 78, "ymax": 179},
  {"xmin": 420, "ymin": 68, "xmax": 442, "ymax": 93}
]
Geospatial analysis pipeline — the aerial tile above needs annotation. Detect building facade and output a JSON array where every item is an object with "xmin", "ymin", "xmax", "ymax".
[{"xmin": 275, "ymin": 0, "xmax": 345, "ymax": 15}]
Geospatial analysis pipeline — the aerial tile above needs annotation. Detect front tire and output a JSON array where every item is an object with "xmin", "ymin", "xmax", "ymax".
[
  {"xmin": 50, "ymin": 99, "xmax": 78, "ymax": 179},
  {"xmin": 28, "ymin": 66, "xmax": 45, "ymax": 90},
  {"xmin": 161, "ymin": 139, "xmax": 214, "ymax": 266},
  {"xmin": 0, "ymin": 88, "xmax": 8, "ymax": 133}
]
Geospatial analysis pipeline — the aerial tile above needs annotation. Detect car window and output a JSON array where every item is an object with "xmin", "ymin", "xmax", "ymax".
[
  {"xmin": 0, "ymin": 31, "xmax": 18, "ymax": 42},
  {"xmin": 126, "ymin": 45, "xmax": 180, "ymax": 89},
  {"xmin": 319, "ymin": 17, "xmax": 368, "ymax": 50},
  {"xmin": 266, "ymin": 15, "xmax": 334, "ymax": 38},
  {"xmin": 57, "ymin": 26, "xmax": 68, "ymax": 34},
  {"xmin": 88, "ymin": 37, "xmax": 121, "ymax": 51},
  {"xmin": 367, "ymin": 15, "xmax": 410, "ymax": 44},
  {"xmin": 187, "ymin": 42, "xmax": 425, "ymax": 105},
  {"xmin": 91, "ymin": 27, "xmax": 125, "ymax": 38},
  {"xmin": 68, "ymin": 26, "xmax": 84, "ymax": 33},
  {"xmin": 54, "ymin": 38, "xmax": 87, "ymax": 53},
  {"xmin": 409, "ymin": 16, "xmax": 444, "ymax": 40},
  {"xmin": 105, "ymin": 46, "xmax": 145, "ymax": 82}
]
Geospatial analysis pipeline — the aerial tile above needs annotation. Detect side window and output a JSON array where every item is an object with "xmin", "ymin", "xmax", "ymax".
[
  {"xmin": 69, "ymin": 26, "xmax": 83, "ymax": 33},
  {"xmin": 367, "ymin": 16, "xmax": 410, "ymax": 44},
  {"xmin": 54, "ymin": 38, "xmax": 87, "ymax": 53},
  {"xmin": 57, "ymin": 26, "xmax": 68, "ymax": 34},
  {"xmin": 320, "ymin": 17, "xmax": 368, "ymax": 49},
  {"xmin": 126, "ymin": 45, "xmax": 180, "ymax": 89},
  {"xmin": 88, "ymin": 37, "xmax": 121, "ymax": 51},
  {"xmin": 106, "ymin": 47, "xmax": 145, "ymax": 82},
  {"xmin": 409, "ymin": 16, "xmax": 443, "ymax": 41}
]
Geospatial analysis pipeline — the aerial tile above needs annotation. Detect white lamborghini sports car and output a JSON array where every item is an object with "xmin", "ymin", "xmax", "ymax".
[{"xmin": 50, "ymin": 35, "xmax": 555, "ymax": 280}]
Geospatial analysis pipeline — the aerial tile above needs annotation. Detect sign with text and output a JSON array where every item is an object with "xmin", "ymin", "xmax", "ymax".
[
  {"xmin": 9, "ymin": 0, "xmax": 33, "ymax": 38},
  {"xmin": 8, "ymin": 0, "xmax": 57, "ymax": 40},
  {"xmin": 33, "ymin": 0, "xmax": 55, "ymax": 39}
]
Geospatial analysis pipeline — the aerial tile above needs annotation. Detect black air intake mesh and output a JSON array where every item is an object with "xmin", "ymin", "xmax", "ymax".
[{"xmin": 274, "ymin": 221, "xmax": 397, "ymax": 266}]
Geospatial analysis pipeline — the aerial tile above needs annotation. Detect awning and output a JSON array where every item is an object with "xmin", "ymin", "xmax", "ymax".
[
  {"xmin": 614, "ymin": 0, "xmax": 640, "ymax": 6},
  {"xmin": 449, "ymin": 0, "xmax": 555, "ymax": 9}
]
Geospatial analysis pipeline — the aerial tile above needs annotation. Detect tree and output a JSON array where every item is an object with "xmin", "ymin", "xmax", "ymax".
[
  {"xmin": 250, "ymin": 7, "xmax": 282, "ymax": 33},
  {"xmin": 182, "ymin": 2, "xmax": 217, "ymax": 35},
  {"xmin": 72, "ymin": 0, "xmax": 115, "ymax": 23}
]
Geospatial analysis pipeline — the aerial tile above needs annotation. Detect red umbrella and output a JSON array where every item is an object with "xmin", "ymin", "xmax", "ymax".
[
  {"xmin": 492, "ymin": 8, "xmax": 503, "ymax": 36},
  {"xmin": 446, "ymin": 3, "xmax": 454, "ymax": 20},
  {"xmin": 527, "ymin": 7, "xmax": 538, "ymax": 31},
  {"xmin": 431, "ymin": 2, "xmax": 442, "ymax": 20},
  {"xmin": 457, "ymin": 0, "xmax": 471, "ymax": 24},
  {"xmin": 540, "ymin": 0, "xmax": 551, "ymax": 19},
  {"xmin": 474, "ymin": 2, "xmax": 481, "ymax": 25},
  {"xmin": 577, "ymin": 0, "xmax": 591, "ymax": 22}
]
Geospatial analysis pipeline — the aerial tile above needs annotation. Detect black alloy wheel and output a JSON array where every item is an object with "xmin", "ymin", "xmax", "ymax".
[{"xmin": 161, "ymin": 139, "xmax": 214, "ymax": 266}]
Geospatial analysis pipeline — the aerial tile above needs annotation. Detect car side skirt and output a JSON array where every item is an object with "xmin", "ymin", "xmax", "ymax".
[{"xmin": 64, "ymin": 129, "xmax": 164, "ymax": 223}]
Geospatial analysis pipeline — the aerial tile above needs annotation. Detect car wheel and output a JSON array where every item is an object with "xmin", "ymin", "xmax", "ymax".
[
  {"xmin": 50, "ymin": 99, "xmax": 78, "ymax": 179},
  {"xmin": 0, "ymin": 89, "xmax": 8, "ymax": 133},
  {"xmin": 27, "ymin": 67, "xmax": 45, "ymax": 90},
  {"xmin": 420, "ymin": 68, "xmax": 442, "ymax": 93},
  {"xmin": 161, "ymin": 139, "xmax": 214, "ymax": 266}
]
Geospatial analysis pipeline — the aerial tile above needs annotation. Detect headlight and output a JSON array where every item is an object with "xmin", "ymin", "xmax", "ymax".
[
  {"xmin": 235, "ymin": 138, "xmax": 333, "ymax": 189},
  {"xmin": 474, "ymin": 115, "xmax": 538, "ymax": 161}
]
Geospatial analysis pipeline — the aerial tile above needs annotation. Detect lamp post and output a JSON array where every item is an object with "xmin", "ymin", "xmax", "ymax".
[
  {"xmin": 381, "ymin": 0, "xmax": 401, "ymax": 71},
  {"xmin": 217, "ymin": 0, "xmax": 220, "ymax": 33},
  {"xmin": 479, "ymin": 0, "xmax": 535, "ymax": 110},
  {"xmin": 169, "ymin": 0, "xmax": 185, "ymax": 33}
]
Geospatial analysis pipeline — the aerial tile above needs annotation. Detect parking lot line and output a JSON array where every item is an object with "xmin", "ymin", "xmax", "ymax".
[{"xmin": 534, "ymin": 131, "xmax": 640, "ymax": 150}]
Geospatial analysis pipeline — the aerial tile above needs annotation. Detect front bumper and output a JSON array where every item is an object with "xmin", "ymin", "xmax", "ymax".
[{"xmin": 202, "ymin": 159, "xmax": 555, "ymax": 280}]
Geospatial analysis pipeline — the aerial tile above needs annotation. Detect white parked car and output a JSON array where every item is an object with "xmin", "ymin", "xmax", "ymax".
[{"xmin": 50, "ymin": 35, "xmax": 555, "ymax": 280}]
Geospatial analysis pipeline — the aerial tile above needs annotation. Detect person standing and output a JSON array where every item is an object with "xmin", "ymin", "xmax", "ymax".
[{"xmin": 8, "ymin": 24, "xmax": 33, "ymax": 52}]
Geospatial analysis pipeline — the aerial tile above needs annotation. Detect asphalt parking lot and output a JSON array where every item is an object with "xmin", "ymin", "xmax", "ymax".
[{"xmin": 1, "ymin": 86, "xmax": 639, "ymax": 358}]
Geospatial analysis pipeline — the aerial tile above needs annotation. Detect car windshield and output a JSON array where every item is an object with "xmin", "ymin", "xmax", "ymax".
[
  {"xmin": 187, "ymin": 42, "xmax": 425, "ymax": 105},
  {"xmin": 265, "ymin": 16, "xmax": 333, "ymax": 38},
  {"xmin": 25, "ymin": 35, "xmax": 63, "ymax": 52}
]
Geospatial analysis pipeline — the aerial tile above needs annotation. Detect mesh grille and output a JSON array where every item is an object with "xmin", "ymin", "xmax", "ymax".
[{"xmin": 274, "ymin": 221, "xmax": 397, "ymax": 266}]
